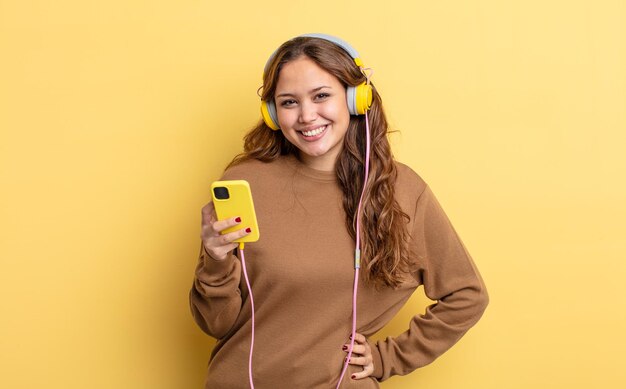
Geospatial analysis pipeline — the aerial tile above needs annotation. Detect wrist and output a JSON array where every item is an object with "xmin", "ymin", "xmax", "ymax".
[{"xmin": 202, "ymin": 243, "xmax": 227, "ymax": 262}]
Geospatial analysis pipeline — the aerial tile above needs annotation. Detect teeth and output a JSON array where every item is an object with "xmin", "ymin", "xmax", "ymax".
[{"xmin": 302, "ymin": 126, "xmax": 326, "ymax": 137}]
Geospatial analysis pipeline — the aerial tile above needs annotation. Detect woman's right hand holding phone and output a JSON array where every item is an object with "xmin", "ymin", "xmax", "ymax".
[{"xmin": 201, "ymin": 201, "xmax": 251, "ymax": 261}]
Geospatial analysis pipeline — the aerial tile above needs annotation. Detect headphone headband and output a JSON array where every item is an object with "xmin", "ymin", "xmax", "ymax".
[{"xmin": 263, "ymin": 33, "xmax": 364, "ymax": 76}]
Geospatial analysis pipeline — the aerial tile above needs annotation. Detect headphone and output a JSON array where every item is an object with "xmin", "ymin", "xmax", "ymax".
[{"xmin": 260, "ymin": 33, "xmax": 373, "ymax": 131}]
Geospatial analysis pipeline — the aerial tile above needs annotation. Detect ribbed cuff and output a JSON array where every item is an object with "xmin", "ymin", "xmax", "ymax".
[{"xmin": 367, "ymin": 338, "xmax": 384, "ymax": 380}]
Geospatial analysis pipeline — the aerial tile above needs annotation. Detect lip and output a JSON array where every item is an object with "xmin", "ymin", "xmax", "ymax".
[{"xmin": 298, "ymin": 124, "xmax": 328, "ymax": 142}]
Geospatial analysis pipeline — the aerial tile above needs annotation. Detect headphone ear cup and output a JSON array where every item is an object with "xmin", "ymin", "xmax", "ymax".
[
  {"xmin": 354, "ymin": 83, "xmax": 373, "ymax": 115},
  {"xmin": 261, "ymin": 100, "xmax": 280, "ymax": 130},
  {"xmin": 346, "ymin": 83, "xmax": 373, "ymax": 115}
]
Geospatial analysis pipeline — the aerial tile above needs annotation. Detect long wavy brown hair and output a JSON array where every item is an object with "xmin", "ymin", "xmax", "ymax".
[{"xmin": 228, "ymin": 37, "xmax": 411, "ymax": 288}]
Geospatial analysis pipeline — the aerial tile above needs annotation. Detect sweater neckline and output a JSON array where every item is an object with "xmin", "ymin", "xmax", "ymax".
[{"xmin": 284, "ymin": 154, "xmax": 337, "ymax": 182}]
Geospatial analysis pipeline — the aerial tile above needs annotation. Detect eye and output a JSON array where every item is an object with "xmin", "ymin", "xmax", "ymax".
[
  {"xmin": 315, "ymin": 93, "xmax": 330, "ymax": 101},
  {"xmin": 279, "ymin": 99, "xmax": 297, "ymax": 107}
]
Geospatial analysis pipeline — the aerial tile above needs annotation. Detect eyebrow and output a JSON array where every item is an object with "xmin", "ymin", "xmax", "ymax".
[{"xmin": 275, "ymin": 86, "xmax": 332, "ymax": 98}]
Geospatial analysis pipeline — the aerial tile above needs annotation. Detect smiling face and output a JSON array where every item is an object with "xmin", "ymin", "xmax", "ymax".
[{"xmin": 274, "ymin": 56, "xmax": 351, "ymax": 171}]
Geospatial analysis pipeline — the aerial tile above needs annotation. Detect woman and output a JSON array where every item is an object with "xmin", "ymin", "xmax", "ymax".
[{"xmin": 190, "ymin": 34, "xmax": 488, "ymax": 388}]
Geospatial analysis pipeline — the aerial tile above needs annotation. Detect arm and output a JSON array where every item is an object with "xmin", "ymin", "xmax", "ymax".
[
  {"xmin": 369, "ymin": 185, "xmax": 489, "ymax": 380},
  {"xmin": 189, "ymin": 200, "xmax": 252, "ymax": 339},
  {"xmin": 189, "ymin": 245, "xmax": 243, "ymax": 339}
]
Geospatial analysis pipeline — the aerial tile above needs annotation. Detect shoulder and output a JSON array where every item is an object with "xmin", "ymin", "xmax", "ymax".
[
  {"xmin": 220, "ymin": 155, "xmax": 294, "ymax": 186},
  {"xmin": 393, "ymin": 161, "xmax": 428, "ymax": 206},
  {"xmin": 222, "ymin": 158, "xmax": 267, "ymax": 180}
]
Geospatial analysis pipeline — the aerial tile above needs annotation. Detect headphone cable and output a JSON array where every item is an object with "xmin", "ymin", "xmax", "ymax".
[
  {"xmin": 239, "ymin": 243, "xmax": 256, "ymax": 389},
  {"xmin": 335, "ymin": 85, "xmax": 372, "ymax": 387}
]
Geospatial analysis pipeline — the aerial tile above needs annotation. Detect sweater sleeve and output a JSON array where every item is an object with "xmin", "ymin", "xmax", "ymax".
[
  {"xmin": 189, "ymin": 244, "xmax": 243, "ymax": 339},
  {"xmin": 369, "ymin": 185, "xmax": 489, "ymax": 380}
]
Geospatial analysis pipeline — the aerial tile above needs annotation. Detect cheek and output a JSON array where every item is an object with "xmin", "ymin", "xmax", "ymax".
[
  {"xmin": 276, "ymin": 108, "xmax": 296, "ymax": 128},
  {"xmin": 321, "ymin": 101, "xmax": 349, "ymax": 122},
  {"xmin": 330, "ymin": 104, "xmax": 350, "ymax": 126}
]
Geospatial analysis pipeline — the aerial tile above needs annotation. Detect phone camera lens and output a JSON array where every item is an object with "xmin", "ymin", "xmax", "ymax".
[{"xmin": 213, "ymin": 187, "xmax": 230, "ymax": 200}]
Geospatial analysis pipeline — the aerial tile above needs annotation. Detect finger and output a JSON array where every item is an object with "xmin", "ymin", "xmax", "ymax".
[
  {"xmin": 346, "ymin": 355, "xmax": 371, "ymax": 366},
  {"xmin": 351, "ymin": 333, "xmax": 368, "ymax": 344},
  {"xmin": 201, "ymin": 215, "xmax": 242, "ymax": 241},
  {"xmin": 343, "ymin": 344, "xmax": 366, "ymax": 355},
  {"xmin": 350, "ymin": 364, "xmax": 374, "ymax": 380},
  {"xmin": 212, "ymin": 216, "xmax": 243, "ymax": 234},
  {"xmin": 213, "ymin": 226, "xmax": 252, "ymax": 246},
  {"xmin": 201, "ymin": 202, "xmax": 216, "ymax": 225}
]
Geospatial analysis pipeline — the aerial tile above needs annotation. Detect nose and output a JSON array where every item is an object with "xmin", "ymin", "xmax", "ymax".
[{"xmin": 298, "ymin": 101, "xmax": 318, "ymax": 123}]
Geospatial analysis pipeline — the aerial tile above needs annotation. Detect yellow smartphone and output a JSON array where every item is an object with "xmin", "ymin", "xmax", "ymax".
[{"xmin": 210, "ymin": 180, "xmax": 260, "ymax": 243}]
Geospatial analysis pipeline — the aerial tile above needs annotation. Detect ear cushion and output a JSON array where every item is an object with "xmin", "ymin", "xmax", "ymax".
[
  {"xmin": 261, "ymin": 99, "xmax": 280, "ymax": 130},
  {"xmin": 346, "ymin": 86, "xmax": 358, "ymax": 115}
]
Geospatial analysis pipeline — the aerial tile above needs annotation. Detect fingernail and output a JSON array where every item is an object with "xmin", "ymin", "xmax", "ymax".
[
  {"xmin": 245, "ymin": 227, "xmax": 251, "ymax": 233},
  {"xmin": 342, "ymin": 345, "xmax": 347, "ymax": 351},
  {"xmin": 235, "ymin": 217, "xmax": 241, "ymax": 223},
  {"xmin": 351, "ymin": 374, "xmax": 356, "ymax": 379}
]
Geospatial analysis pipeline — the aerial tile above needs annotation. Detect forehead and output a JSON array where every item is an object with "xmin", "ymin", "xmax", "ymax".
[{"xmin": 275, "ymin": 57, "xmax": 342, "ymax": 93}]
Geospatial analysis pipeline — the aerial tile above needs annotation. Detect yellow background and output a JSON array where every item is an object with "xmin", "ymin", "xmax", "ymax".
[{"xmin": 1, "ymin": 1, "xmax": 625, "ymax": 388}]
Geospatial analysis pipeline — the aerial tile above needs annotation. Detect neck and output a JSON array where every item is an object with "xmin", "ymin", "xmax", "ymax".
[{"xmin": 297, "ymin": 153, "xmax": 337, "ymax": 172}]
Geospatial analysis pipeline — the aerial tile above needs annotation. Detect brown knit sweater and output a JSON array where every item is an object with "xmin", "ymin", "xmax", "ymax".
[{"xmin": 190, "ymin": 154, "xmax": 488, "ymax": 388}]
